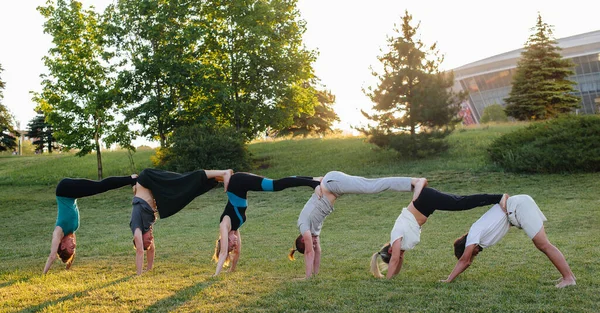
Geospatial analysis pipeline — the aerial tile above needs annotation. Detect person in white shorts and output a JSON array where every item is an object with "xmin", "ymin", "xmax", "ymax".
[
  {"xmin": 288, "ymin": 171, "xmax": 427, "ymax": 279},
  {"xmin": 442, "ymin": 194, "xmax": 576, "ymax": 288}
]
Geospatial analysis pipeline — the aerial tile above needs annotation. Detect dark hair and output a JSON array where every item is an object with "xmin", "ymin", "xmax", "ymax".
[
  {"xmin": 57, "ymin": 245, "xmax": 75, "ymax": 264},
  {"xmin": 288, "ymin": 234, "xmax": 304, "ymax": 261},
  {"xmin": 454, "ymin": 233, "xmax": 468, "ymax": 259}
]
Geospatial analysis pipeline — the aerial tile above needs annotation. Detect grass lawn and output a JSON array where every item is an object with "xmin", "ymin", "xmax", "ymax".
[{"xmin": 0, "ymin": 123, "xmax": 598, "ymax": 312}]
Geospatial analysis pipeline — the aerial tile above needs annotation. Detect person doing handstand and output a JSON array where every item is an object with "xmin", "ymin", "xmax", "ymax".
[
  {"xmin": 43, "ymin": 175, "xmax": 138, "ymax": 274},
  {"xmin": 442, "ymin": 194, "xmax": 576, "ymax": 288},
  {"xmin": 130, "ymin": 168, "xmax": 232, "ymax": 275},
  {"xmin": 213, "ymin": 172, "xmax": 321, "ymax": 276},
  {"xmin": 288, "ymin": 171, "xmax": 427, "ymax": 279}
]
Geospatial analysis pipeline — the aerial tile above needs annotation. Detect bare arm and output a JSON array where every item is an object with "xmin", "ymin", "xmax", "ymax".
[
  {"xmin": 301, "ymin": 230, "xmax": 315, "ymax": 279},
  {"xmin": 146, "ymin": 241, "xmax": 155, "ymax": 272},
  {"xmin": 133, "ymin": 228, "xmax": 145, "ymax": 275},
  {"xmin": 43, "ymin": 227, "xmax": 64, "ymax": 274},
  {"xmin": 312, "ymin": 236, "xmax": 321, "ymax": 276},
  {"xmin": 442, "ymin": 244, "xmax": 477, "ymax": 282},
  {"xmin": 228, "ymin": 230, "xmax": 241, "ymax": 272},
  {"xmin": 214, "ymin": 219, "xmax": 231, "ymax": 276},
  {"xmin": 386, "ymin": 239, "xmax": 405, "ymax": 279}
]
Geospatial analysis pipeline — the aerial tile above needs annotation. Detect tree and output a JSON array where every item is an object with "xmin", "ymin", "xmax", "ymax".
[
  {"xmin": 278, "ymin": 88, "xmax": 340, "ymax": 137},
  {"xmin": 34, "ymin": 0, "xmax": 122, "ymax": 179},
  {"xmin": 106, "ymin": 0, "xmax": 205, "ymax": 148},
  {"xmin": 480, "ymin": 104, "xmax": 508, "ymax": 124},
  {"xmin": 360, "ymin": 10, "xmax": 462, "ymax": 158},
  {"xmin": 0, "ymin": 64, "xmax": 18, "ymax": 152},
  {"xmin": 504, "ymin": 13, "xmax": 580, "ymax": 120},
  {"xmin": 197, "ymin": 0, "xmax": 318, "ymax": 141},
  {"xmin": 26, "ymin": 111, "xmax": 56, "ymax": 153}
]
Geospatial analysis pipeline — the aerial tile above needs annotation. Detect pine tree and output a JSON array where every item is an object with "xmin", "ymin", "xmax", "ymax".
[
  {"xmin": 360, "ymin": 10, "xmax": 462, "ymax": 158},
  {"xmin": 26, "ymin": 112, "xmax": 55, "ymax": 153},
  {"xmin": 504, "ymin": 13, "xmax": 580, "ymax": 120}
]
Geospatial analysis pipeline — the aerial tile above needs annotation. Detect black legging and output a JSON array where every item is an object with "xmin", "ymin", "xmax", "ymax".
[
  {"xmin": 413, "ymin": 187, "xmax": 502, "ymax": 217},
  {"xmin": 221, "ymin": 173, "xmax": 319, "ymax": 230},
  {"xmin": 55, "ymin": 176, "xmax": 136, "ymax": 198}
]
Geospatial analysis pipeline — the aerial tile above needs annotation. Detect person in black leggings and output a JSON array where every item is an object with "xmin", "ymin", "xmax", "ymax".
[
  {"xmin": 43, "ymin": 175, "xmax": 137, "ymax": 274},
  {"xmin": 213, "ymin": 172, "xmax": 321, "ymax": 276},
  {"xmin": 370, "ymin": 182, "xmax": 509, "ymax": 279}
]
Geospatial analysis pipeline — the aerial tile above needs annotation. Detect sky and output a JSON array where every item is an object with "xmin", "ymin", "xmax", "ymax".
[{"xmin": 1, "ymin": 0, "xmax": 599, "ymax": 146}]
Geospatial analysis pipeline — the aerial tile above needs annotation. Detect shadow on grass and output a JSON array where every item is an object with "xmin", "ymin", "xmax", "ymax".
[
  {"xmin": 0, "ymin": 277, "xmax": 32, "ymax": 289},
  {"xmin": 132, "ymin": 280, "xmax": 216, "ymax": 313},
  {"xmin": 17, "ymin": 275, "xmax": 134, "ymax": 313}
]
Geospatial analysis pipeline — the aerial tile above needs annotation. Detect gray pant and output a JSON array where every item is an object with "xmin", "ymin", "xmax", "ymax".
[{"xmin": 322, "ymin": 171, "xmax": 413, "ymax": 197}]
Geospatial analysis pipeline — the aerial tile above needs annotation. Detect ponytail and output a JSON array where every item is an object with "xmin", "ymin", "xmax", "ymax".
[
  {"xmin": 288, "ymin": 248, "xmax": 297, "ymax": 261},
  {"xmin": 370, "ymin": 252, "xmax": 384, "ymax": 278}
]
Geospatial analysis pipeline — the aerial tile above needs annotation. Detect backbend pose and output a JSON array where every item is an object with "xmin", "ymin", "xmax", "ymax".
[
  {"xmin": 43, "ymin": 175, "xmax": 138, "ymax": 274},
  {"xmin": 442, "ymin": 195, "xmax": 576, "ymax": 288},
  {"xmin": 370, "ymin": 186, "xmax": 508, "ymax": 279},
  {"xmin": 288, "ymin": 171, "xmax": 427, "ymax": 279},
  {"xmin": 130, "ymin": 168, "xmax": 232, "ymax": 275},
  {"xmin": 213, "ymin": 172, "xmax": 321, "ymax": 276}
]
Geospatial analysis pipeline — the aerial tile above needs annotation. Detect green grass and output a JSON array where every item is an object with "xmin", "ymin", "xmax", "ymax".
[{"xmin": 1, "ymin": 123, "xmax": 598, "ymax": 312}]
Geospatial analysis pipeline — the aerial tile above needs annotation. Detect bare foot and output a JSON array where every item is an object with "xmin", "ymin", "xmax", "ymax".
[
  {"xmin": 222, "ymin": 169, "xmax": 233, "ymax": 192},
  {"xmin": 556, "ymin": 278, "xmax": 576, "ymax": 288},
  {"xmin": 500, "ymin": 193, "xmax": 509, "ymax": 212}
]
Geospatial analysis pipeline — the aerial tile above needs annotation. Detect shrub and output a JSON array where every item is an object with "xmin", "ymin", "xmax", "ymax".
[
  {"xmin": 153, "ymin": 124, "xmax": 252, "ymax": 172},
  {"xmin": 480, "ymin": 104, "xmax": 508, "ymax": 124},
  {"xmin": 488, "ymin": 115, "xmax": 600, "ymax": 173},
  {"xmin": 367, "ymin": 129, "xmax": 451, "ymax": 159}
]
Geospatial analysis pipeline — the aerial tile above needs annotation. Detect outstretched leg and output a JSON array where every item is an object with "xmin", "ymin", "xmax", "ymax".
[
  {"xmin": 322, "ymin": 171, "xmax": 414, "ymax": 196},
  {"xmin": 56, "ymin": 175, "xmax": 137, "ymax": 198},
  {"xmin": 531, "ymin": 226, "xmax": 576, "ymax": 288},
  {"xmin": 228, "ymin": 173, "xmax": 319, "ymax": 196},
  {"xmin": 414, "ymin": 187, "xmax": 503, "ymax": 213}
]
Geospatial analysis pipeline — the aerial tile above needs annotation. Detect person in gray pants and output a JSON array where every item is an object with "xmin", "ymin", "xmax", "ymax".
[{"xmin": 288, "ymin": 171, "xmax": 427, "ymax": 279}]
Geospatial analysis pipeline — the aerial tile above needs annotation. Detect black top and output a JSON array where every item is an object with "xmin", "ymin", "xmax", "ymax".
[
  {"xmin": 138, "ymin": 168, "xmax": 218, "ymax": 218},
  {"xmin": 130, "ymin": 197, "xmax": 157, "ymax": 234}
]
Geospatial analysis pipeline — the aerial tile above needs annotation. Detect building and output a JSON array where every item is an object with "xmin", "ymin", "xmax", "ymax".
[{"xmin": 452, "ymin": 30, "xmax": 600, "ymax": 124}]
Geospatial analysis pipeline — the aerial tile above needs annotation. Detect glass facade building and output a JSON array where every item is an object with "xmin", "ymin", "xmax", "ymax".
[{"xmin": 452, "ymin": 30, "xmax": 600, "ymax": 123}]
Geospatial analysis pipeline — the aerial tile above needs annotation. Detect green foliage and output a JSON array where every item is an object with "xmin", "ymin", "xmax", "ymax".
[
  {"xmin": 154, "ymin": 124, "xmax": 251, "ymax": 172},
  {"xmin": 360, "ymin": 10, "xmax": 462, "ymax": 158},
  {"xmin": 109, "ymin": 0, "xmax": 317, "ymax": 144},
  {"xmin": 278, "ymin": 88, "xmax": 340, "ymax": 137},
  {"xmin": 480, "ymin": 104, "xmax": 509, "ymax": 124},
  {"xmin": 504, "ymin": 13, "xmax": 580, "ymax": 120},
  {"xmin": 0, "ymin": 64, "xmax": 17, "ymax": 152},
  {"xmin": 26, "ymin": 112, "xmax": 56, "ymax": 153},
  {"xmin": 488, "ymin": 115, "xmax": 600, "ymax": 173},
  {"xmin": 34, "ymin": 0, "xmax": 128, "ymax": 178},
  {"xmin": 0, "ymin": 128, "xmax": 599, "ymax": 312}
]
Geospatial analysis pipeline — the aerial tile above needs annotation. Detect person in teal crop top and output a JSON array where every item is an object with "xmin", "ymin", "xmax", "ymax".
[{"xmin": 43, "ymin": 174, "xmax": 138, "ymax": 274}]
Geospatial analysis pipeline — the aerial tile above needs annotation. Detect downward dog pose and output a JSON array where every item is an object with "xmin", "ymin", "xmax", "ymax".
[
  {"xmin": 371, "ymin": 186, "xmax": 507, "ymax": 279},
  {"xmin": 442, "ymin": 195, "xmax": 576, "ymax": 288},
  {"xmin": 213, "ymin": 172, "xmax": 321, "ymax": 276},
  {"xmin": 130, "ymin": 168, "xmax": 232, "ymax": 275},
  {"xmin": 288, "ymin": 171, "xmax": 427, "ymax": 279},
  {"xmin": 43, "ymin": 175, "xmax": 138, "ymax": 274}
]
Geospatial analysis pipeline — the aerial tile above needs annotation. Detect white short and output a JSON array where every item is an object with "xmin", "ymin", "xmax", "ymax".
[
  {"xmin": 507, "ymin": 195, "xmax": 547, "ymax": 239},
  {"xmin": 390, "ymin": 208, "xmax": 421, "ymax": 250}
]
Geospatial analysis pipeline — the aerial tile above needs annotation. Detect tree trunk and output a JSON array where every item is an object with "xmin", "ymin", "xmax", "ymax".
[{"xmin": 94, "ymin": 119, "xmax": 103, "ymax": 180}]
